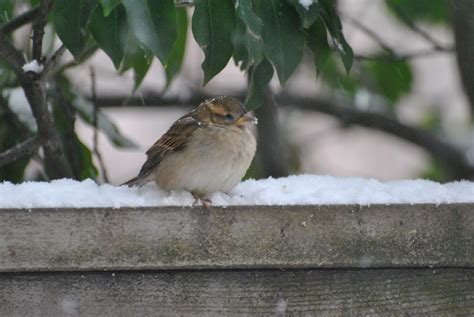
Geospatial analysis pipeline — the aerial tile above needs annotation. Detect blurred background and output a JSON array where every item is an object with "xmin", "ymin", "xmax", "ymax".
[{"xmin": 2, "ymin": 0, "xmax": 474, "ymax": 185}]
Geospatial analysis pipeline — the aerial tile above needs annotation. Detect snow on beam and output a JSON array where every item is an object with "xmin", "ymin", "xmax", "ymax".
[{"xmin": 0, "ymin": 204, "xmax": 472, "ymax": 272}]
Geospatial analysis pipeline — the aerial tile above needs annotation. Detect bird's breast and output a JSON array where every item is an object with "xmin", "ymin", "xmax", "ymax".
[{"xmin": 155, "ymin": 126, "xmax": 256, "ymax": 195}]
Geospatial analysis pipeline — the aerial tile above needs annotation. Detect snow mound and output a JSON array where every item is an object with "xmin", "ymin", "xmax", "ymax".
[
  {"xmin": 22, "ymin": 60, "xmax": 43, "ymax": 73},
  {"xmin": 1, "ymin": 175, "xmax": 473, "ymax": 208}
]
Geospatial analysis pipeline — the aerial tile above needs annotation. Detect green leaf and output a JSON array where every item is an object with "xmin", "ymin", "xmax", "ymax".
[
  {"xmin": 256, "ymin": 0, "xmax": 305, "ymax": 85},
  {"xmin": 89, "ymin": 4, "xmax": 127, "ymax": 69},
  {"xmin": 385, "ymin": 0, "xmax": 449, "ymax": 24},
  {"xmin": 245, "ymin": 58, "xmax": 274, "ymax": 110},
  {"xmin": 287, "ymin": 0, "xmax": 321, "ymax": 28},
  {"xmin": 72, "ymin": 95, "xmax": 138, "ymax": 148},
  {"xmin": 164, "ymin": 8, "xmax": 188, "ymax": 87},
  {"xmin": 192, "ymin": 0, "xmax": 235, "ymax": 84},
  {"xmin": 319, "ymin": 54, "xmax": 358, "ymax": 94},
  {"xmin": 122, "ymin": 0, "xmax": 177, "ymax": 63},
  {"xmin": 235, "ymin": 0, "xmax": 263, "ymax": 68},
  {"xmin": 120, "ymin": 32, "xmax": 153, "ymax": 89},
  {"xmin": 232, "ymin": 17, "xmax": 249, "ymax": 70},
  {"xmin": 53, "ymin": 0, "xmax": 98, "ymax": 60},
  {"xmin": 0, "ymin": 0, "xmax": 13, "ymax": 24},
  {"xmin": 77, "ymin": 139, "xmax": 99, "ymax": 179},
  {"xmin": 307, "ymin": 18, "xmax": 330, "ymax": 76},
  {"xmin": 364, "ymin": 58, "xmax": 413, "ymax": 103},
  {"xmin": 99, "ymin": 0, "xmax": 121, "ymax": 16},
  {"xmin": 320, "ymin": 0, "xmax": 353, "ymax": 73}
]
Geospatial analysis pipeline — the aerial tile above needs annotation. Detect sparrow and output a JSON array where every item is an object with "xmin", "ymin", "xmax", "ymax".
[{"xmin": 125, "ymin": 96, "xmax": 257, "ymax": 201}]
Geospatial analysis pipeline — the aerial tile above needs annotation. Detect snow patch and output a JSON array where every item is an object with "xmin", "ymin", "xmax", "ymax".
[
  {"xmin": 1, "ymin": 175, "xmax": 474, "ymax": 208},
  {"xmin": 299, "ymin": 0, "xmax": 316, "ymax": 10},
  {"xmin": 22, "ymin": 60, "xmax": 43, "ymax": 74}
]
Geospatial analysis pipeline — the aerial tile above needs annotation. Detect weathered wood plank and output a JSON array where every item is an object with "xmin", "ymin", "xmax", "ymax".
[
  {"xmin": 0, "ymin": 269, "xmax": 472, "ymax": 316},
  {"xmin": 0, "ymin": 204, "xmax": 472, "ymax": 271}
]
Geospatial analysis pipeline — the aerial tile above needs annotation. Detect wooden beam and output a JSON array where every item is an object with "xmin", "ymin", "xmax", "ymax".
[
  {"xmin": 0, "ymin": 204, "xmax": 472, "ymax": 271},
  {"xmin": 0, "ymin": 269, "xmax": 472, "ymax": 315}
]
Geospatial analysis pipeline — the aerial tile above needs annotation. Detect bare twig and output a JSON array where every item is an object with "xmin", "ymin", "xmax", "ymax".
[
  {"xmin": 346, "ymin": 15, "xmax": 455, "ymax": 62},
  {"xmin": 42, "ymin": 45, "xmax": 66, "ymax": 76},
  {"xmin": 0, "ymin": 6, "xmax": 40, "ymax": 34},
  {"xmin": 345, "ymin": 16, "xmax": 395, "ymax": 55},
  {"xmin": 32, "ymin": 0, "xmax": 51, "ymax": 62},
  {"xmin": 389, "ymin": 3, "xmax": 450, "ymax": 51},
  {"xmin": 0, "ymin": 136, "xmax": 41, "ymax": 167},
  {"xmin": 90, "ymin": 68, "xmax": 109, "ymax": 183}
]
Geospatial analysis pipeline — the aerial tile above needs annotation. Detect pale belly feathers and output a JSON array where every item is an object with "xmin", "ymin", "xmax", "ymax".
[{"xmin": 154, "ymin": 125, "xmax": 256, "ymax": 195}]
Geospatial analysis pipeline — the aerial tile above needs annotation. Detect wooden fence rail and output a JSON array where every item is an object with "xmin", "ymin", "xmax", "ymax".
[{"xmin": 0, "ymin": 204, "xmax": 473, "ymax": 315}]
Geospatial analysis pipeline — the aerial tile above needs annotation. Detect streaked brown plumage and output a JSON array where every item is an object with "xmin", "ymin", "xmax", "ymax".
[{"xmin": 125, "ymin": 96, "xmax": 257, "ymax": 198}]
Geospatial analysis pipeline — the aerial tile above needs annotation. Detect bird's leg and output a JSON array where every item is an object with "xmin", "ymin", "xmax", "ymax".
[
  {"xmin": 191, "ymin": 192, "xmax": 212, "ymax": 208},
  {"xmin": 201, "ymin": 198, "xmax": 212, "ymax": 208},
  {"xmin": 191, "ymin": 192, "xmax": 200, "ymax": 206}
]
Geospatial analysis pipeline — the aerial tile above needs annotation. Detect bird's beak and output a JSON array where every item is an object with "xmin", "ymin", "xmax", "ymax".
[{"xmin": 237, "ymin": 113, "xmax": 258, "ymax": 127}]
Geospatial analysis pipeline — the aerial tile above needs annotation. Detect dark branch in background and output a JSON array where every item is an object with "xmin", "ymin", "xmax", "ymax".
[
  {"xmin": 90, "ymin": 68, "xmax": 109, "ymax": 183},
  {"xmin": 0, "ymin": 137, "xmax": 41, "ymax": 168},
  {"xmin": 94, "ymin": 91, "xmax": 474, "ymax": 181},
  {"xmin": 276, "ymin": 94, "xmax": 474, "ymax": 181},
  {"xmin": 451, "ymin": 0, "xmax": 474, "ymax": 116},
  {"xmin": 389, "ymin": 2, "xmax": 448, "ymax": 51},
  {"xmin": 354, "ymin": 48, "xmax": 454, "ymax": 62},
  {"xmin": 255, "ymin": 89, "xmax": 289, "ymax": 178},
  {"xmin": 345, "ymin": 16, "xmax": 395, "ymax": 54},
  {"xmin": 346, "ymin": 15, "xmax": 455, "ymax": 62},
  {"xmin": 0, "ymin": 6, "xmax": 40, "ymax": 34}
]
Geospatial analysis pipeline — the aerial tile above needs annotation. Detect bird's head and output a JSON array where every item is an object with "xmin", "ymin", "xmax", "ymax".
[{"xmin": 194, "ymin": 96, "xmax": 257, "ymax": 129}]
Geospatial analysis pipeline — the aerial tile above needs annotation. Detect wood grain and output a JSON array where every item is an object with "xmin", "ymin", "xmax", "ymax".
[
  {"xmin": 0, "ymin": 204, "xmax": 472, "ymax": 271},
  {"xmin": 0, "ymin": 269, "xmax": 472, "ymax": 316}
]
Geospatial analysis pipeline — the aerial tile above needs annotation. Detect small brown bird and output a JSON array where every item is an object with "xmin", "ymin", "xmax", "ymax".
[{"xmin": 125, "ymin": 96, "xmax": 257, "ymax": 200}]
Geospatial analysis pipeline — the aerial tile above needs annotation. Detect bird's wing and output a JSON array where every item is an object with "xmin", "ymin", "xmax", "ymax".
[{"xmin": 136, "ymin": 115, "xmax": 200, "ymax": 178}]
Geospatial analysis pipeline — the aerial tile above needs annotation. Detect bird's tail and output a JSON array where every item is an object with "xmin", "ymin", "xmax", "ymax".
[{"xmin": 122, "ymin": 175, "xmax": 152, "ymax": 187}]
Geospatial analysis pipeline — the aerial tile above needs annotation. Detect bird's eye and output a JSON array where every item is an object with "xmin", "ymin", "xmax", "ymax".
[{"xmin": 224, "ymin": 114, "xmax": 234, "ymax": 121}]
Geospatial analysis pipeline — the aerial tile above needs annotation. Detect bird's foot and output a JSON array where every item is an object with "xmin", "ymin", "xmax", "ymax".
[{"xmin": 192, "ymin": 192, "xmax": 212, "ymax": 208}]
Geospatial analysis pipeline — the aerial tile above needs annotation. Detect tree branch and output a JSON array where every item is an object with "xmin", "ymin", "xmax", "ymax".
[
  {"xmin": 0, "ymin": 6, "xmax": 40, "ymax": 34},
  {"xmin": 0, "ymin": 136, "xmax": 41, "ymax": 168},
  {"xmin": 388, "ymin": 3, "xmax": 450, "ymax": 51},
  {"xmin": 276, "ymin": 93, "xmax": 474, "ymax": 180},
  {"xmin": 346, "ymin": 15, "xmax": 455, "ymax": 62},
  {"xmin": 32, "ymin": 0, "xmax": 51, "ymax": 62},
  {"xmin": 20, "ymin": 72, "xmax": 73, "ymax": 178}
]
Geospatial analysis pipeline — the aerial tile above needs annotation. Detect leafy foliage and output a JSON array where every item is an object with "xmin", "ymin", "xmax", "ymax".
[{"xmin": 0, "ymin": 0, "xmax": 357, "ymax": 181}]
